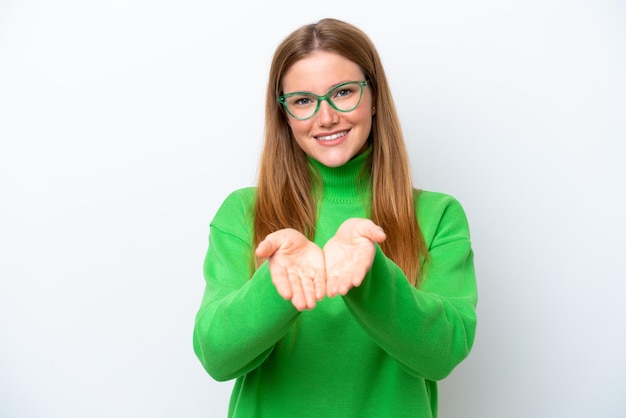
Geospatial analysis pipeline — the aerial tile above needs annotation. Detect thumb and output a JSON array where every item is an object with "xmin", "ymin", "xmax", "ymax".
[
  {"xmin": 255, "ymin": 233, "xmax": 281, "ymax": 259},
  {"xmin": 361, "ymin": 222, "xmax": 387, "ymax": 244}
]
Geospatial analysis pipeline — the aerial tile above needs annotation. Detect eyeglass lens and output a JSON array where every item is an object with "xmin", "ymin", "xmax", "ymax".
[{"xmin": 283, "ymin": 82, "xmax": 364, "ymax": 120}]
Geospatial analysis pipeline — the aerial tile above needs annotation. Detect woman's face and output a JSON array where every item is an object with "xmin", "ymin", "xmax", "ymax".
[{"xmin": 281, "ymin": 51, "xmax": 375, "ymax": 168}]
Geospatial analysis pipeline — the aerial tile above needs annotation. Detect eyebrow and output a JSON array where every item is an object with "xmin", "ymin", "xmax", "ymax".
[{"xmin": 283, "ymin": 80, "xmax": 361, "ymax": 95}]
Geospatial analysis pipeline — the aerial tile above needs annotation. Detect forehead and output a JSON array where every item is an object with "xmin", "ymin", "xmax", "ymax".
[{"xmin": 282, "ymin": 51, "xmax": 364, "ymax": 93}]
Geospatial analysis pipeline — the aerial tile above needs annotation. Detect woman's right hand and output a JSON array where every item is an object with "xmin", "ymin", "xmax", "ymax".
[{"xmin": 255, "ymin": 228, "xmax": 326, "ymax": 311}]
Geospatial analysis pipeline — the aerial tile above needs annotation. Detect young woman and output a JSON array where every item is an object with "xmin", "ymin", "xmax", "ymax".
[{"xmin": 193, "ymin": 17, "xmax": 477, "ymax": 418}]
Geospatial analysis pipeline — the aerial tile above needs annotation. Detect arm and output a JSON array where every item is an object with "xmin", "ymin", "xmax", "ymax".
[
  {"xmin": 342, "ymin": 195, "xmax": 478, "ymax": 381},
  {"xmin": 192, "ymin": 190, "xmax": 299, "ymax": 381}
]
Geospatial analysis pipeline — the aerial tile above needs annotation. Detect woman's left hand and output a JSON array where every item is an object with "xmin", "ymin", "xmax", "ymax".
[{"xmin": 324, "ymin": 218, "xmax": 386, "ymax": 297}]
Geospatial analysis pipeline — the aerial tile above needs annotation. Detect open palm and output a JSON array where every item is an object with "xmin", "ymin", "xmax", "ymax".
[
  {"xmin": 256, "ymin": 228, "xmax": 326, "ymax": 310},
  {"xmin": 324, "ymin": 218, "xmax": 386, "ymax": 297}
]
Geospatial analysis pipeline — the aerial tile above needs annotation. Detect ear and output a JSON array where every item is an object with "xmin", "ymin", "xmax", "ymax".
[{"xmin": 371, "ymin": 106, "xmax": 376, "ymax": 116}]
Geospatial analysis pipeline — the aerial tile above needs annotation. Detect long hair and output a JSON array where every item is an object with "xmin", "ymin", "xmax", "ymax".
[{"xmin": 253, "ymin": 18, "xmax": 428, "ymax": 285}]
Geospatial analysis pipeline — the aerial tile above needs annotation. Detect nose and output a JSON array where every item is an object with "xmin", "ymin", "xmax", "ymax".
[{"xmin": 316, "ymin": 99, "xmax": 338, "ymax": 126}]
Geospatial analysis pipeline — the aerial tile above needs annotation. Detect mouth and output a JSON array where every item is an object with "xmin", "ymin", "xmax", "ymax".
[{"xmin": 315, "ymin": 130, "xmax": 348, "ymax": 141}]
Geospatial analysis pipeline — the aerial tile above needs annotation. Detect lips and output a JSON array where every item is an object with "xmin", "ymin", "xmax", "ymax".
[{"xmin": 315, "ymin": 130, "xmax": 348, "ymax": 141}]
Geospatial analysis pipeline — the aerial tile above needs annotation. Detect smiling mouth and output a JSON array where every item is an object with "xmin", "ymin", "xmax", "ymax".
[{"xmin": 316, "ymin": 131, "xmax": 348, "ymax": 141}]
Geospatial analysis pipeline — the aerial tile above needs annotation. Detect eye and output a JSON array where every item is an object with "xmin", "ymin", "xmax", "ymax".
[
  {"xmin": 332, "ymin": 85, "xmax": 358, "ymax": 99},
  {"xmin": 294, "ymin": 97, "xmax": 313, "ymax": 106},
  {"xmin": 288, "ymin": 94, "xmax": 316, "ymax": 107}
]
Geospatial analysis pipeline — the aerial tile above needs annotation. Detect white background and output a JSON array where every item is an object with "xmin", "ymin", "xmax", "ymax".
[{"xmin": 1, "ymin": 1, "xmax": 625, "ymax": 417}]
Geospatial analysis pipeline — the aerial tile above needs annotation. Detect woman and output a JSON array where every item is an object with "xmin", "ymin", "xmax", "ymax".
[{"xmin": 193, "ymin": 17, "xmax": 477, "ymax": 418}]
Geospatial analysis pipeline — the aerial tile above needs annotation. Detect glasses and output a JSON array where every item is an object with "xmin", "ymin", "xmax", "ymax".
[{"xmin": 278, "ymin": 80, "xmax": 368, "ymax": 120}]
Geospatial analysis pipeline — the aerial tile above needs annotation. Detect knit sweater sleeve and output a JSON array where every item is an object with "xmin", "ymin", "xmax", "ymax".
[
  {"xmin": 192, "ymin": 188, "xmax": 299, "ymax": 381},
  {"xmin": 342, "ymin": 191, "xmax": 478, "ymax": 381}
]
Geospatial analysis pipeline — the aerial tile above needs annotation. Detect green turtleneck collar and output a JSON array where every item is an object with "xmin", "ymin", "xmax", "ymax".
[{"xmin": 307, "ymin": 147, "xmax": 372, "ymax": 203}]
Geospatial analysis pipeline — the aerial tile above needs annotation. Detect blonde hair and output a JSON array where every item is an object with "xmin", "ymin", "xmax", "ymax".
[{"xmin": 254, "ymin": 18, "xmax": 428, "ymax": 285}]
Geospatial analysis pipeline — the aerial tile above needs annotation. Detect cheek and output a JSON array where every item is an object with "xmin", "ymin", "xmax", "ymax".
[
  {"xmin": 356, "ymin": 95, "xmax": 374, "ymax": 121},
  {"xmin": 352, "ymin": 105, "xmax": 374, "ymax": 128},
  {"xmin": 289, "ymin": 119, "xmax": 312, "ymax": 140},
  {"xmin": 289, "ymin": 118, "xmax": 311, "ymax": 135}
]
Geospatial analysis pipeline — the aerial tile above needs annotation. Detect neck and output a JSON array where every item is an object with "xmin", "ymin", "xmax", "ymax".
[{"xmin": 308, "ymin": 148, "xmax": 372, "ymax": 202}]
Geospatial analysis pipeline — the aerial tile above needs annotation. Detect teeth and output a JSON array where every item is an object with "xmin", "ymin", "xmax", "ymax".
[{"xmin": 317, "ymin": 131, "xmax": 346, "ymax": 141}]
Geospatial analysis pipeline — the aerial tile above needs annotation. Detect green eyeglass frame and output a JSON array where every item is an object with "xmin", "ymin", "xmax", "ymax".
[{"xmin": 277, "ymin": 80, "xmax": 368, "ymax": 120}]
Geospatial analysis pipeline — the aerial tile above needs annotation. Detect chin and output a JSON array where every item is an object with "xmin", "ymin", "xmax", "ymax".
[
  {"xmin": 310, "ymin": 146, "xmax": 362, "ymax": 167},
  {"xmin": 317, "ymin": 154, "xmax": 351, "ymax": 167}
]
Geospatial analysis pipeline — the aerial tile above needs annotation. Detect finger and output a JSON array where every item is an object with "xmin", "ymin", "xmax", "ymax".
[
  {"xmin": 313, "ymin": 270, "xmax": 326, "ymax": 301},
  {"xmin": 336, "ymin": 278, "xmax": 352, "ymax": 296},
  {"xmin": 326, "ymin": 273, "xmax": 340, "ymax": 298},
  {"xmin": 323, "ymin": 252, "xmax": 341, "ymax": 297},
  {"xmin": 350, "ymin": 268, "xmax": 368, "ymax": 288},
  {"xmin": 269, "ymin": 264, "xmax": 293, "ymax": 300},
  {"xmin": 300, "ymin": 275, "xmax": 318, "ymax": 310},
  {"xmin": 288, "ymin": 272, "xmax": 307, "ymax": 311}
]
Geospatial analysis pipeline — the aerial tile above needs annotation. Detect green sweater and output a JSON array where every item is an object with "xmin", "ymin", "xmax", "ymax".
[{"xmin": 193, "ymin": 151, "xmax": 477, "ymax": 418}]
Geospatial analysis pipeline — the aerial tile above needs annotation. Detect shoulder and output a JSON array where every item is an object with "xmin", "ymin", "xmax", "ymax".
[
  {"xmin": 220, "ymin": 187, "xmax": 256, "ymax": 208},
  {"xmin": 414, "ymin": 189, "xmax": 471, "ymax": 246},
  {"xmin": 211, "ymin": 187, "xmax": 257, "ymax": 229},
  {"xmin": 415, "ymin": 189, "xmax": 466, "ymax": 215}
]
